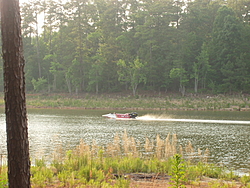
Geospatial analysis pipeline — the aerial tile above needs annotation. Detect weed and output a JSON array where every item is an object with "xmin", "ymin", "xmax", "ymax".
[
  {"xmin": 31, "ymin": 166, "xmax": 54, "ymax": 187},
  {"xmin": 240, "ymin": 174, "xmax": 250, "ymax": 186},
  {"xmin": 208, "ymin": 180, "xmax": 237, "ymax": 188},
  {"xmin": 0, "ymin": 171, "xmax": 8, "ymax": 188},
  {"xmin": 114, "ymin": 177, "xmax": 130, "ymax": 188},
  {"xmin": 35, "ymin": 158, "xmax": 46, "ymax": 168},
  {"xmin": 170, "ymin": 154, "xmax": 187, "ymax": 188}
]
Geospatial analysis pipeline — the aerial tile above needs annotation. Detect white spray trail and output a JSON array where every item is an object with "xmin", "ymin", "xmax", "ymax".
[{"xmin": 136, "ymin": 114, "xmax": 250, "ymax": 124}]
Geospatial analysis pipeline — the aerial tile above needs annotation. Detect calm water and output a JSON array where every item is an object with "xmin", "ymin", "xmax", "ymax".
[{"xmin": 0, "ymin": 108, "xmax": 250, "ymax": 174}]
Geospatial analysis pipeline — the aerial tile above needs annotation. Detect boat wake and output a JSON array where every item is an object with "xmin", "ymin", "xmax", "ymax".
[{"xmin": 136, "ymin": 115, "xmax": 250, "ymax": 124}]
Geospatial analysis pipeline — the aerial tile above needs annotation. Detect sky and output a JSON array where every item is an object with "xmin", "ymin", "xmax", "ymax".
[
  {"xmin": 20, "ymin": 0, "xmax": 32, "ymax": 4},
  {"xmin": 19, "ymin": 0, "xmax": 67, "ymax": 4}
]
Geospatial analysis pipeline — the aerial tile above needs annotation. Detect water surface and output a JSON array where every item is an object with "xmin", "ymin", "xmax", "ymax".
[{"xmin": 0, "ymin": 108, "xmax": 249, "ymax": 174}]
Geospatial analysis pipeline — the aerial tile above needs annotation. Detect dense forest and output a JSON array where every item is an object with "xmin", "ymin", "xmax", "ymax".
[{"xmin": 2, "ymin": 0, "xmax": 250, "ymax": 96}]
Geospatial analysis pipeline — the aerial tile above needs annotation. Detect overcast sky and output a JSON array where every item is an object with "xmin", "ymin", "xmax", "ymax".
[
  {"xmin": 19, "ymin": 0, "xmax": 30, "ymax": 4},
  {"xmin": 19, "ymin": 0, "xmax": 67, "ymax": 4}
]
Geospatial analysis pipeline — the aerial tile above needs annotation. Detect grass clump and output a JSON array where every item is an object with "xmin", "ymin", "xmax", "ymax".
[{"xmin": 240, "ymin": 174, "xmax": 250, "ymax": 187}]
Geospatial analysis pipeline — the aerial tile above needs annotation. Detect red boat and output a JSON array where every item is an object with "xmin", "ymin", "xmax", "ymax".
[{"xmin": 102, "ymin": 112, "xmax": 138, "ymax": 119}]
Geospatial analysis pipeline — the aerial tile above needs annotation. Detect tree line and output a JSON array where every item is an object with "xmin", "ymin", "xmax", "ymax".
[{"xmin": 2, "ymin": 0, "xmax": 250, "ymax": 96}]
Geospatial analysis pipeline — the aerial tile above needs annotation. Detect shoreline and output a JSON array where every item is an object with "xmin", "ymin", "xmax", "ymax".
[
  {"xmin": 26, "ymin": 105, "xmax": 250, "ymax": 111},
  {"xmin": 1, "ymin": 92, "xmax": 250, "ymax": 112}
]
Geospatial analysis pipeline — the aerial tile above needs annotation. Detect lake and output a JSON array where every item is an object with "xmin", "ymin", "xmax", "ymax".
[{"xmin": 0, "ymin": 108, "xmax": 249, "ymax": 175}]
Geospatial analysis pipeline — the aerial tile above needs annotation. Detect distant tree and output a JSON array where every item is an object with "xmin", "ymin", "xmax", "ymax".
[
  {"xmin": 1, "ymin": 0, "xmax": 31, "ymax": 187},
  {"xmin": 117, "ymin": 58, "xmax": 147, "ymax": 96},
  {"xmin": 66, "ymin": 58, "xmax": 82, "ymax": 94},
  {"xmin": 193, "ymin": 43, "xmax": 210, "ymax": 93},
  {"xmin": 17, "ymin": 0, "xmax": 250, "ymax": 94},
  {"xmin": 88, "ymin": 53, "xmax": 105, "ymax": 94},
  {"xmin": 45, "ymin": 54, "xmax": 64, "ymax": 91},
  {"xmin": 170, "ymin": 67, "xmax": 188, "ymax": 96},
  {"xmin": 211, "ymin": 6, "xmax": 245, "ymax": 92},
  {"xmin": 32, "ymin": 77, "xmax": 48, "ymax": 92}
]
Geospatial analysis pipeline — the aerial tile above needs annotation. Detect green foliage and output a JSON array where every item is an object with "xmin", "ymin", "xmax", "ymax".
[
  {"xmin": 0, "ymin": 178, "xmax": 8, "ymax": 188},
  {"xmin": 185, "ymin": 162, "xmax": 237, "ymax": 181},
  {"xmin": 240, "ymin": 174, "xmax": 250, "ymax": 186},
  {"xmin": 210, "ymin": 6, "xmax": 248, "ymax": 93},
  {"xmin": 31, "ymin": 163, "xmax": 54, "ymax": 187},
  {"xmin": 35, "ymin": 158, "xmax": 46, "ymax": 168},
  {"xmin": 31, "ymin": 77, "xmax": 47, "ymax": 92},
  {"xmin": 113, "ymin": 178, "xmax": 130, "ymax": 188},
  {"xmin": 19, "ymin": 0, "xmax": 250, "ymax": 94},
  {"xmin": 117, "ymin": 58, "xmax": 147, "ymax": 96},
  {"xmin": 0, "ymin": 167, "xmax": 8, "ymax": 188},
  {"xmin": 170, "ymin": 154, "xmax": 187, "ymax": 188},
  {"xmin": 170, "ymin": 68, "xmax": 189, "ymax": 96}
]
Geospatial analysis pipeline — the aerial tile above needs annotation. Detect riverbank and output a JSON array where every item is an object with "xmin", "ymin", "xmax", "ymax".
[{"xmin": 22, "ymin": 92, "xmax": 250, "ymax": 111}]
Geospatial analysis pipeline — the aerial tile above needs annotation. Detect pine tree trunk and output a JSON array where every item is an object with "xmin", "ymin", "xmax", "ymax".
[
  {"xmin": 35, "ymin": 13, "xmax": 42, "ymax": 78},
  {"xmin": 0, "ymin": 0, "xmax": 31, "ymax": 187},
  {"xmin": 194, "ymin": 77, "xmax": 198, "ymax": 93}
]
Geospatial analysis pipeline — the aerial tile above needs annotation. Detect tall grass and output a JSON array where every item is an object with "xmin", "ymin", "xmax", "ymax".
[{"xmin": 0, "ymin": 131, "xmax": 248, "ymax": 187}]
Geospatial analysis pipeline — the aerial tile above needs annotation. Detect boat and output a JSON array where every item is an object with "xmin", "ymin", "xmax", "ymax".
[{"xmin": 102, "ymin": 112, "xmax": 138, "ymax": 119}]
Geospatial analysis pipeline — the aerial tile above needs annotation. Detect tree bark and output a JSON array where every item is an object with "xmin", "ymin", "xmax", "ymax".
[
  {"xmin": 0, "ymin": 0, "xmax": 31, "ymax": 187},
  {"xmin": 194, "ymin": 77, "xmax": 198, "ymax": 93},
  {"xmin": 35, "ymin": 12, "xmax": 42, "ymax": 78}
]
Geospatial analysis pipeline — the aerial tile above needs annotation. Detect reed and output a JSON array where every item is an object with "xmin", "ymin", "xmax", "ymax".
[
  {"xmin": 0, "ymin": 131, "xmax": 245, "ymax": 187},
  {"xmin": 185, "ymin": 141, "xmax": 195, "ymax": 162},
  {"xmin": 28, "ymin": 132, "xmax": 189, "ymax": 186},
  {"xmin": 144, "ymin": 137, "xmax": 154, "ymax": 154},
  {"xmin": 106, "ymin": 135, "xmax": 122, "ymax": 158},
  {"xmin": 156, "ymin": 134, "xmax": 165, "ymax": 159}
]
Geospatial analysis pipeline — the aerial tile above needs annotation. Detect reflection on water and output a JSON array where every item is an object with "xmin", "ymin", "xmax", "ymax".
[{"xmin": 0, "ymin": 108, "xmax": 250, "ymax": 174}]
